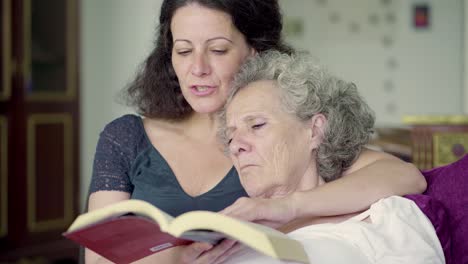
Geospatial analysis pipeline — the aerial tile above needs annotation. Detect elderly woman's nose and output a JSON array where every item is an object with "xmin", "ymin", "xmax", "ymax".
[
  {"xmin": 229, "ymin": 136, "xmax": 251, "ymax": 156},
  {"xmin": 191, "ymin": 53, "xmax": 211, "ymax": 77}
]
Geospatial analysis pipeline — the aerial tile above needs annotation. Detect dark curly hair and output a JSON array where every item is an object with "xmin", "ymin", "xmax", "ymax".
[{"xmin": 123, "ymin": 0, "xmax": 294, "ymax": 120}]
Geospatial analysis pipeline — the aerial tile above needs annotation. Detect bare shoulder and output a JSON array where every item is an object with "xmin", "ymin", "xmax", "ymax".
[
  {"xmin": 343, "ymin": 148, "xmax": 401, "ymax": 176},
  {"xmin": 356, "ymin": 148, "xmax": 400, "ymax": 163}
]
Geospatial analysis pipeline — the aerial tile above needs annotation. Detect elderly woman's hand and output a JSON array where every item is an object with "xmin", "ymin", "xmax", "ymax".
[
  {"xmin": 220, "ymin": 196, "xmax": 298, "ymax": 229},
  {"xmin": 179, "ymin": 239, "xmax": 242, "ymax": 264}
]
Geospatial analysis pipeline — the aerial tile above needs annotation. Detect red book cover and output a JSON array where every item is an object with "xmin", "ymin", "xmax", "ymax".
[
  {"xmin": 62, "ymin": 199, "xmax": 309, "ymax": 263},
  {"xmin": 63, "ymin": 216, "xmax": 192, "ymax": 264}
]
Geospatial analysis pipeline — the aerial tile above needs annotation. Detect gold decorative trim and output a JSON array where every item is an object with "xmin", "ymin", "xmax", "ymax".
[
  {"xmin": 24, "ymin": 0, "xmax": 77, "ymax": 101},
  {"xmin": 27, "ymin": 113, "xmax": 73, "ymax": 232},
  {"xmin": 412, "ymin": 142, "xmax": 421, "ymax": 169},
  {"xmin": 0, "ymin": 116, "xmax": 7, "ymax": 237},
  {"xmin": 403, "ymin": 115, "xmax": 468, "ymax": 125},
  {"xmin": 1, "ymin": 0, "xmax": 12, "ymax": 101},
  {"xmin": 433, "ymin": 132, "xmax": 468, "ymax": 167},
  {"xmin": 23, "ymin": 0, "xmax": 31, "ymax": 87}
]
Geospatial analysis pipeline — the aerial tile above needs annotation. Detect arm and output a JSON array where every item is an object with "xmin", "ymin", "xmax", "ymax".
[
  {"xmin": 85, "ymin": 116, "xmax": 170, "ymax": 264},
  {"xmin": 86, "ymin": 191, "xmax": 200, "ymax": 264},
  {"xmin": 222, "ymin": 148, "xmax": 426, "ymax": 226},
  {"xmin": 86, "ymin": 192, "xmax": 234, "ymax": 264},
  {"xmin": 291, "ymin": 148, "xmax": 426, "ymax": 218},
  {"xmin": 85, "ymin": 191, "xmax": 131, "ymax": 264},
  {"xmin": 85, "ymin": 116, "xmax": 222, "ymax": 264}
]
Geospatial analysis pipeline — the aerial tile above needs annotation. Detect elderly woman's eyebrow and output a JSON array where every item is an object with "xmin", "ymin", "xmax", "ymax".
[
  {"xmin": 224, "ymin": 115, "xmax": 256, "ymax": 137},
  {"xmin": 243, "ymin": 114, "xmax": 265, "ymax": 122},
  {"xmin": 225, "ymin": 114, "xmax": 266, "ymax": 132},
  {"xmin": 225, "ymin": 127, "xmax": 236, "ymax": 136}
]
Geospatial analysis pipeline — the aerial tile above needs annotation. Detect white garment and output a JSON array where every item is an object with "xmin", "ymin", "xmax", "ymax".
[{"xmin": 224, "ymin": 196, "xmax": 445, "ymax": 264}]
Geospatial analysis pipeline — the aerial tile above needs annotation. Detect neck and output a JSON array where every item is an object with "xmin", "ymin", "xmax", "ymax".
[
  {"xmin": 181, "ymin": 112, "xmax": 220, "ymax": 143},
  {"xmin": 269, "ymin": 159, "xmax": 324, "ymax": 199},
  {"xmin": 275, "ymin": 160, "xmax": 358, "ymax": 233},
  {"xmin": 297, "ymin": 162, "xmax": 325, "ymax": 192}
]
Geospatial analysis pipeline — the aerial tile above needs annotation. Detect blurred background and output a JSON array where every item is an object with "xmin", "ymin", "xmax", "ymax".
[{"xmin": 0, "ymin": 0, "xmax": 467, "ymax": 263}]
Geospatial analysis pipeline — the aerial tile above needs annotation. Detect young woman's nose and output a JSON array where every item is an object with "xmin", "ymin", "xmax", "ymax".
[
  {"xmin": 229, "ymin": 134, "xmax": 252, "ymax": 156},
  {"xmin": 191, "ymin": 53, "xmax": 211, "ymax": 77}
]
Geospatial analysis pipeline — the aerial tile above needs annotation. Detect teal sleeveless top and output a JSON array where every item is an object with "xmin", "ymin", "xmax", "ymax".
[{"xmin": 89, "ymin": 115, "xmax": 247, "ymax": 217}]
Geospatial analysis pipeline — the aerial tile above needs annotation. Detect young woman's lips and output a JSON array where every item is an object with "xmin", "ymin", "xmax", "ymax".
[{"xmin": 190, "ymin": 85, "xmax": 216, "ymax": 96}]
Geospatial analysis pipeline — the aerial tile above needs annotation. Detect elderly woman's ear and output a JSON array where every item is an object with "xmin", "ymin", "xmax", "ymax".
[{"xmin": 307, "ymin": 114, "xmax": 327, "ymax": 150}]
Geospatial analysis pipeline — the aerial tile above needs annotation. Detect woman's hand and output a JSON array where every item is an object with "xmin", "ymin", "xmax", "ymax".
[
  {"xmin": 180, "ymin": 239, "xmax": 241, "ymax": 264},
  {"xmin": 179, "ymin": 196, "xmax": 298, "ymax": 263},
  {"xmin": 220, "ymin": 196, "xmax": 298, "ymax": 229}
]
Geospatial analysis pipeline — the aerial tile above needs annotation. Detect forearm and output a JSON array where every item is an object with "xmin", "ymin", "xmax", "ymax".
[
  {"xmin": 133, "ymin": 247, "xmax": 182, "ymax": 263},
  {"xmin": 291, "ymin": 156, "xmax": 426, "ymax": 218},
  {"xmin": 85, "ymin": 247, "xmax": 183, "ymax": 264},
  {"xmin": 85, "ymin": 250, "xmax": 113, "ymax": 264}
]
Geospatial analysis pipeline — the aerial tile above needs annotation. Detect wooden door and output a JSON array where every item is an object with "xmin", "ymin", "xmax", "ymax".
[{"xmin": 0, "ymin": 0, "xmax": 80, "ymax": 262}]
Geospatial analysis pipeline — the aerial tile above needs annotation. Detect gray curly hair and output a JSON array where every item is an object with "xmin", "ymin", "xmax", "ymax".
[{"xmin": 218, "ymin": 50, "xmax": 375, "ymax": 182}]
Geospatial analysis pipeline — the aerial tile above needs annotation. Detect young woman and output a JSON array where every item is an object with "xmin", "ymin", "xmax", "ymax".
[{"xmin": 86, "ymin": 1, "xmax": 426, "ymax": 263}]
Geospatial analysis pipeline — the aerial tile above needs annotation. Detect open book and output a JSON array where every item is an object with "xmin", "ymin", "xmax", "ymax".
[{"xmin": 63, "ymin": 199, "xmax": 308, "ymax": 264}]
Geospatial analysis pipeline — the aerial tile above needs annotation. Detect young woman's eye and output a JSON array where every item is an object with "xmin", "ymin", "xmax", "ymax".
[
  {"xmin": 252, "ymin": 123, "xmax": 266, "ymax": 130},
  {"xmin": 176, "ymin": 49, "xmax": 191, "ymax": 55}
]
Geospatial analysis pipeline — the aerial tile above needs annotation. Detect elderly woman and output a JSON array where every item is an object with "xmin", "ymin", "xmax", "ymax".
[{"xmin": 217, "ymin": 51, "xmax": 444, "ymax": 263}]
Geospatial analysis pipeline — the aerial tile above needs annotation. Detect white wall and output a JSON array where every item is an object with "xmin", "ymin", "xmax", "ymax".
[
  {"xmin": 80, "ymin": 0, "xmax": 162, "ymax": 209},
  {"xmin": 281, "ymin": 0, "xmax": 464, "ymax": 125}
]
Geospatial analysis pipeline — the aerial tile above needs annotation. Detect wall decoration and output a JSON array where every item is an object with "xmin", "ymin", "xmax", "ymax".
[
  {"xmin": 383, "ymin": 80, "xmax": 395, "ymax": 93},
  {"xmin": 414, "ymin": 4, "xmax": 430, "ymax": 29},
  {"xmin": 284, "ymin": 17, "xmax": 305, "ymax": 38},
  {"xmin": 315, "ymin": 0, "xmax": 327, "ymax": 6},
  {"xmin": 381, "ymin": 35, "xmax": 394, "ymax": 48},
  {"xmin": 385, "ymin": 102, "xmax": 397, "ymax": 113},
  {"xmin": 282, "ymin": 0, "xmax": 404, "ymax": 120},
  {"xmin": 385, "ymin": 12, "xmax": 396, "ymax": 24},
  {"xmin": 368, "ymin": 13, "xmax": 379, "ymax": 26},
  {"xmin": 386, "ymin": 57, "xmax": 398, "ymax": 71},
  {"xmin": 328, "ymin": 12, "xmax": 341, "ymax": 24},
  {"xmin": 348, "ymin": 22, "xmax": 360, "ymax": 33},
  {"xmin": 381, "ymin": 0, "xmax": 392, "ymax": 6}
]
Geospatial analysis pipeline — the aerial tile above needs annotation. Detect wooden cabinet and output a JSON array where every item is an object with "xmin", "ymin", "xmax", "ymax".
[
  {"xmin": 404, "ymin": 115, "xmax": 468, "ymax": 170},
  {"xmin": 0, "ymin": 0, "xmax": 80, "ymax": 262},
  {"xmin": 370, "ymin": 115, "xmax": 468, "ymax": 170}
]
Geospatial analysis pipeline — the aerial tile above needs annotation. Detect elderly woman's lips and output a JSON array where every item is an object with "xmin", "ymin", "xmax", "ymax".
[{"xmin": 239, "ymin": 164, "xmax": 257, "ymax": 171}]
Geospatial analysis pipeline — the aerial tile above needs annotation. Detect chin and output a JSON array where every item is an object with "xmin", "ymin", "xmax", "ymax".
[
  {"xmin": 245, "ymin": 190, "xmax": 260, "ymax": 198},
  {"xmin": 244, "ymin": 184, "xmax": 266, "ymax": 199},
  {"xmin": 190, "ymin": 103, "xmax": 224, "ymax": 114},
  {"xmin": 184, "ymin": 94, "xmax": 227, "ymax": 114}
]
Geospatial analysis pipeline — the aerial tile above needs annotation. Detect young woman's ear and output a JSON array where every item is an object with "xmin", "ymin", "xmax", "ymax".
[
  {"xmin": 308, "ymin": 114, "xmax": 327, "ymax": 150},
  {"xmin": 249, "ymin": 47, "xmax": 257, "ymax": 56}
]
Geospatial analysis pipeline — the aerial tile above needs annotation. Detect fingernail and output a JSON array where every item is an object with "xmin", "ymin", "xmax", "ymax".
[
  {"xmin": 195, "ymin": 243, "xmax": 208, "ymax": 251},
  {"xmin": 226, "ymin": 240, "xmax": 236, "ymax": 247},
  {"xmin": 203, "ymin": 244, "xmax": 213, "ymax": 251}
]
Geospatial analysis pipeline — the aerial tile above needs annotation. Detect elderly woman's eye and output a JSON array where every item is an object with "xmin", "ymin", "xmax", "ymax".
[
  {"xmin": 227, "ymin": 138, "xmax": 233, "ymax": 145},
  {"xmin": 252, "ymin": 123, "xmax": 266, "ymax": 130}
]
